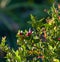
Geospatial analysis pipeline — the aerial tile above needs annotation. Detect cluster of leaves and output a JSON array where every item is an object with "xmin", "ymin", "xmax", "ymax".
[{"xmin": 0, "ymin": 3, "xmax": 60, "ymax": 62}]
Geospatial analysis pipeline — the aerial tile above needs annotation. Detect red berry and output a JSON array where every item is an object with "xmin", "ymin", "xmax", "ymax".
[
  {"xmin": 20, "ymin": 33, "xmax": 22, "ymax": 35},
  {"xmin": 26, "ymin": 32, "xmax": 31, "ymax": 36},
  {"xmin": 26, "ymin": 28, "xmax": 32, "ymax": 36},
  {"xmin": 20, "ymin": 31, "xmax": 23, "ymax": 36},
  {"xmin": 58, "ymin": 38, "xmax": 60, "ymax": 41}
]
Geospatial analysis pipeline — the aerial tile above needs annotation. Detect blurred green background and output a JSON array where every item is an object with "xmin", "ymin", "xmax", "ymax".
[{"xmin": 0, "ymin": 0, "xmax": 60, "ymax": 49}]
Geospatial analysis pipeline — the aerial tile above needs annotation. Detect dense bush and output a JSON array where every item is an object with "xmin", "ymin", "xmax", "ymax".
[{"xmin": 0, "ymin": 3, "xmax": 60, "ymax": 62}]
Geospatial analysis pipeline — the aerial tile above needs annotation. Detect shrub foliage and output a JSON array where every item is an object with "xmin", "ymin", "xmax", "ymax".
[{"xmin": 0, "ymin": 3, "xmax": 60, "ymax": 62}]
